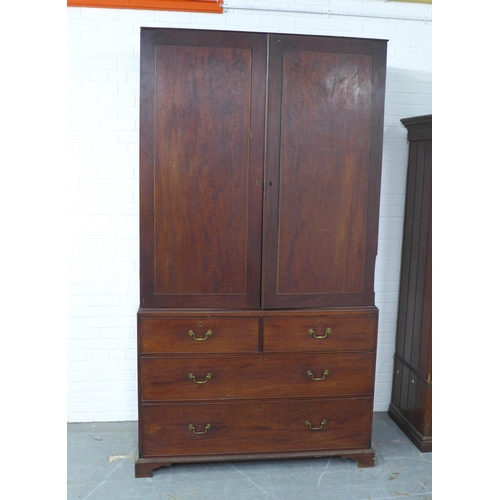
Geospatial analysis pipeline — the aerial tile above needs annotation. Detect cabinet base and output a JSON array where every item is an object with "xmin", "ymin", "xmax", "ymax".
[
  {"xmin": 388, "ymin": 404, "xmax": 432, "ymax": 453},
  {"xmin": 135, "ymin": 458, "xmax": 172, "ymax": 478},
  {"xmin": 135, "ymin": 449, "xmax": 375, "ymax": 477}
]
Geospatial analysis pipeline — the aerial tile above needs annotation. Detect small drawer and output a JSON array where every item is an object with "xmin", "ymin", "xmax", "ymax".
[
  {"xmin": 140, "ymin": 398, "xmax": 372, "ymax": 457},
  {"xmin": 139, "ymin": 317, "xmax": 260, "ymax": 354},
  {"xmin": 263, "ymin": 314, "xmax": 377, "ymax": 352},
  {"xmin": 140, "ymin": 352, "xmax": 375, "ymax": 401}
]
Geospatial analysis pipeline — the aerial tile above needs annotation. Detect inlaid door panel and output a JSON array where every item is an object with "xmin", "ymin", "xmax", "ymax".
[
  {"xmin": 262, "ymin": 34, "xmax": 387, "ymax": 309},
  {"xmin": 140, "ymin": 29, "xmax": 266, "ymax": 308}
]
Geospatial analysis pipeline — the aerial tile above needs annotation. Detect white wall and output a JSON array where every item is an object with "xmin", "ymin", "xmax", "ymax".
[{"xmin": 67, "ymin": 0, "xmax": 432, "ymax": 422}]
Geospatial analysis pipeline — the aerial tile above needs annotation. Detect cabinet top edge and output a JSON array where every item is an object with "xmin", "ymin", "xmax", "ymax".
[
  {"xmin": 401, "ymin": 114, "xmax": 432, "ymax": 129},
  {"xmin": 401, "ymin": 114, "xmax": 432, "ymax": 141},
  {"xmin": 139, "ymin": 26, "xmax": 388, "ymax": 44}
]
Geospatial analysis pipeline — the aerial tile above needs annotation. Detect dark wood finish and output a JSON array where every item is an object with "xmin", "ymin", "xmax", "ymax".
[
  {"xmin": 342, "ymin": 451, "xmax": 376, "ymax": 468},
  {"xmin": 140, "ymin": 398, "xmax": 372, "ymax": 457},
  {"xmin": 138, "ymin": 307, "xmax": 378, "ymax": 318},
  {"xmin": 262, "ymin": 34, "xmax": 387, "ymax": 309},
  {"xmin": 138, "ymin": 316, "xmax": 260, "ymax": 354},
  {"xmin": 137, "ymin": 28, "xmax": 387, "ymax": 476},
  {"xmin": 263, "ymin": 313, "xmax": 378, "ymax": 352},
  {"xmin": 141, "ymin": 352, "xmax": 375, "ymax": 401},
  {"xmin": 67, "ymin": 1, "xmax": 223, "ymax": 13},
  {"xmin": 134, "ymin": 457, "xmax": 172, "ymax": 478},
  {"xmin": 389, "ymin": 115, "xmax": 432, "ymax": 453},
  {"xmin": 140, "ymin": 29, "xmax": 266, "ymax": 309},
  {"xmin": 135, "ymin": 448, "xmax": 376, "ymax": 477}
]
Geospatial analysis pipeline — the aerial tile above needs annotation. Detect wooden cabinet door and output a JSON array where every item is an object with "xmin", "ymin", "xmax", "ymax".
[
  {"xmin": 139, "ymin": 29, "xmax": 266, "ymax": 309},
  {"xmin": 262, "ymin": 34, "xmax": 387, "ymax": 309}
]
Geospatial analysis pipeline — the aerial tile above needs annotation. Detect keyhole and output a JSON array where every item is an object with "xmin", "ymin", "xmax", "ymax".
[
  {"xmin": 318, "ymin": 320, "xmax": 322, "ymax": 325},
  {"xmin": 199, "ymin": 322, "xmax": 202, "ymax": 327}
]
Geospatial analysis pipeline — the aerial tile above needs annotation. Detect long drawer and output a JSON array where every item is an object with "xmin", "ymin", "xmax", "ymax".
[
  {"xmin": 263, "ymin": 314, "xmax": 377, "ymax": 352},
  {"xmin": 140, "ymin": 352, "xmax": 375, "ymax": 401},
  {"xmin": 140, "ymin": 398, "xmax": 372, "ymax": 457},
  {"xmin": 139, "ymin": 317, "xmax": 260, "ymax": 354}
]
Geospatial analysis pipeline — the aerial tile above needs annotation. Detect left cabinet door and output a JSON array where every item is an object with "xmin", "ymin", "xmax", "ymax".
[{"xmin": 139, "ymin": 29, "xmax": 267, "ymax": 309}]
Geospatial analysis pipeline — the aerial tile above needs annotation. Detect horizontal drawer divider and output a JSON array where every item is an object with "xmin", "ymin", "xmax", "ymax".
[
  {"xmin": 141, "ymin": 392, "xmax": 374, "ymax": 403},
  {"xmin": 140, "ymin": 395, "xmax": 372, "ymax": 405},
  {"xmin": 140, "ymin": 349, "xmax": 374, "ymax": 358}
]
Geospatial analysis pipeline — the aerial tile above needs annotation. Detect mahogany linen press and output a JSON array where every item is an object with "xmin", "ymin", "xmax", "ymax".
[{"xmin": 135, "ymin": 28, "xmax": 387, "ymax": 477}]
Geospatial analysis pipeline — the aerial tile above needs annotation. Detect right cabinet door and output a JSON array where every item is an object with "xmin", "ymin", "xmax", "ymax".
[{"xmin": 262, "ymin": 34, "xmax": 387, "ymax": 309}]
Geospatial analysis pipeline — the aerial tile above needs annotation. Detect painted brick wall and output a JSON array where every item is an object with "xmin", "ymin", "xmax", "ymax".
[{"xmin": 67, "ymin": 0, "xmax": 432, "ymax": 422}]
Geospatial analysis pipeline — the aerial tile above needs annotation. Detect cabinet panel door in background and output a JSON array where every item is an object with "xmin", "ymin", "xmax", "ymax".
[
  {"xmin": 262, "ymin": 35, "xmax": 387, "ymax": 309},
  {"xmin": 140, "ymin": 30, "xmax": 266, "ymax": 309}
]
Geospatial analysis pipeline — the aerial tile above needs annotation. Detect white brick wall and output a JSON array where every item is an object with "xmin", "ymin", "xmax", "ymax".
[{"xmin": 67, "ymin": 0, "xmax": 432, "ymax": 422}]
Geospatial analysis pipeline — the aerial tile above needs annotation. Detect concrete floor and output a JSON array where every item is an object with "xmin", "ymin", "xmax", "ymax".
[{"xmin": 67, "ymin": 412, "xmax": 431, "ymax": 499}]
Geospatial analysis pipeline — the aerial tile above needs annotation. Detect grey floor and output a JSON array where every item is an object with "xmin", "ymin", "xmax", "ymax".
[{"xmin": 67, "ymin": 412, "xmax": 431, "ymax": 499}]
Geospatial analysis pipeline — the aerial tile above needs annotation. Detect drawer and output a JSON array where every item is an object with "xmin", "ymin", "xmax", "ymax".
[
  {"xmin": 139, "ymin": 317, "xmax": 260, "ymax": 354},
  {"xmin": 263, "ymin": 314, "xmax": 377, "ymax": 352},
  {"xmin": 141, "ymin": 352, "xmax": 375, "ymax": 401},
  {"xmin": 140, "ymin": 398, "xmax": 372, "ymax": 457}
]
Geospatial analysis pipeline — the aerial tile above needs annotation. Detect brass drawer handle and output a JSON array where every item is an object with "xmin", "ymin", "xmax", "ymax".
[
  {"xmin": 308, "ymin": 327, "xmax": 331, "ymax": 339},
  {"xmin": 189, "ymin": 373, "xmax": 212, "ymax": 384},
  {"xmin": 305, "ymin": 419, "xmax": 327, "ymax": 431},
  {"xmin": 306, "ymin": 369, "xmax": 329, "ymax": 381},
  {"xmin": 188, "ymin": 329, "xmax": 212, "ymax": 341},
  {"xmin": 188, "ymin": 423, "xmax": 211, "ymax": 435}
]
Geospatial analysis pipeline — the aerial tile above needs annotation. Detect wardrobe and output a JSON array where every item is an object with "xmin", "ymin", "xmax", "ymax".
[
  {"xmin": 389, "ymin": 115, "xmax": 432, "ymax": 452},
  {"xmin": 135, "ymin": 28, "xmax": 387, "ymax": 477}
]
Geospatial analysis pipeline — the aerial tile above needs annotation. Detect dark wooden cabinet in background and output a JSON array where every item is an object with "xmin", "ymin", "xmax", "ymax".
[
  {"xmin": 389, "ymin": 114, "xmax": 432, "ymax": 452},
  {"xmin": 136, "ymin": 28, "xmax": 387, "ymax": 477}
]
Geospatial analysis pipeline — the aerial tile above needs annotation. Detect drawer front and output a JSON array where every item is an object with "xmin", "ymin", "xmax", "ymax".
[
  {"xmin": 139, "ymin": 317, "xmax": 260, "ymax": 354},
  {"xmin": 263, "ymin": 315, "xmax": 377, "ymax": 352},
  {"xmin": 140, "ymin": 398, "xmax": 372, "ymax": 457},
  {"xmin": 141, "ymin": 353, "xmax": 375, "ymax": 401}
]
